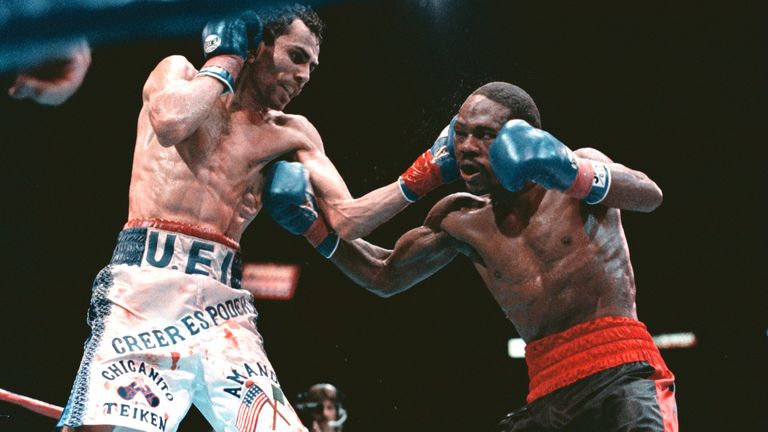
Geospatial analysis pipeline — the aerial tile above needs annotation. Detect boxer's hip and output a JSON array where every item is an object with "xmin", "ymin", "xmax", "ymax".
[
  {"xmin": 87, "ymin": 219, "xmax": 255, "ymax": 352},
  {"xmin": 524, "ymin": 316, "xmax": 673, "ymax": 403},
  {"xmin": 111, "ymin": 218, "xmax": 243, "ymax": 288}
]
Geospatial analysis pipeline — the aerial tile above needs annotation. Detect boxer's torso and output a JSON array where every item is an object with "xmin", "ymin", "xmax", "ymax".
[
  {"xmin": 442, "ymin": 187, "xmax": 638, "ymax": 342},
  {"xmin": 129, "ymin": 102, "xmax": 306, "ymax": 242}
]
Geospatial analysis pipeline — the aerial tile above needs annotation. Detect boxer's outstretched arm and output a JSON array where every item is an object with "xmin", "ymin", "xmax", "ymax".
[
  {"xmin": 305, "ymin": 154, "xmax": 411, "ymax": 241},
  {"xmin": 288, "ymin": 115, "xmax": 459, "ymax": 240},
  {"xmin": 330, "ymin": 230, "xmax": 459, "ymax": 297},
  {"xmin": 329, "ymin": 209, "xmax": 464, "ymax": 297},
  {"xmin": 289, "ymin": 117, "xmax": 409, "ymax": 240},
  {"xmin": 331, "ymin": 195, "xmax": 479, "ymax": 297},
  {"xmin": 143, "ymin": 55, "xmax": 229, "ymax": 147}
]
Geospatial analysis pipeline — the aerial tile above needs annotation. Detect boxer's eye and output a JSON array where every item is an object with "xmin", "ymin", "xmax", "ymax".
[
  {"xmin": 473, "ymin": 129, "xmax": 496, "ymax": 140},
  {"xmin": 289, "ymin": 48, "xmax": 309, "ymax": 65}
]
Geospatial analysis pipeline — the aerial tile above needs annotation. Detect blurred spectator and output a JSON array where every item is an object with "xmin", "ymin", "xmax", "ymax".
[{"xmin": 296, "ymin": 383, "xmax": 347, "ymax": 432}]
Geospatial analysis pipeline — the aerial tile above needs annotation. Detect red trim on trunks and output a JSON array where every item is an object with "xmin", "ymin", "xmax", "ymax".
[
  {"xmin": 125, "ymin": 218, "xmax": 240, "ymax": 251},
  {"xmin": 525, "ymin": 316, "xmax": 673, "ymax": 403}
]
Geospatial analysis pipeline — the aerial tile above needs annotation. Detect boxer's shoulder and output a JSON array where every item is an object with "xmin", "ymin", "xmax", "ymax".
[
  {"xmin": 438, "ymin": 192, "xmax": 489, "ymax": 212},
  {"xmin": 142, "ymin": 55, "xmax": 196, "ymax": 101},
  {"xmin": 271, "ymin": 111, "xmax": 313, "ymax": 133},
  {"xmin": 152, "ymin": 55, "xmax": 197, "ymax": 79},
  {"xmin": 268, "ymin": 111, "xmax": 323, "ymax": 152},
  {"xmin": 425, "ymin": 192, "xmax": 488, "ymax": 229}
]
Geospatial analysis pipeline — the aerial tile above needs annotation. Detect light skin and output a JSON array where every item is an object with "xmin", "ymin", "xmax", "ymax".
[
  {"xmin": 311, "ymin": 399, "xmax": 338, "ymax": 432},
  {"xmin": 329, "ymin": 93, "xmax": 663, "ymax": 342},
  {"xmin": 61, "ymin": 18, "xmax": 407, "ymax": 432},
  {"xmin": 129, "ymin": 19, "xmax": 409, "ymax": 245},
  {"xmin": 8, "ymin": 39, "xmax": 91, "ymax": 106}
]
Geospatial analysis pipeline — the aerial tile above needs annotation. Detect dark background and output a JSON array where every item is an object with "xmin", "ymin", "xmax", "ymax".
[{"xmin": 1, "ymin": 0, "xmax": 765, "ymax": 430}]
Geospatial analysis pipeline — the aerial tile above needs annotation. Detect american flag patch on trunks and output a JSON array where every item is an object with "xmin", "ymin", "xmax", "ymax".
[
  {"xmin": 235, "ymin": 382, "xmax": 293, "ymax": 432},
  {"xmin": 236, "ymin": 383, "xmax": 270, "ymax": 432}
]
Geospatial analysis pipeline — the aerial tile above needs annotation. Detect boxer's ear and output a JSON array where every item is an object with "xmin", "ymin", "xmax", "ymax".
[{"xmin": 262, "ymin": 27, "xmax": 276, "ymax": 46}]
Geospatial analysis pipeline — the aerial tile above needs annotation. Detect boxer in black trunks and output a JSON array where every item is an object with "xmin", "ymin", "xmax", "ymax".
[{"xmin": 266, "ymin": 81, "xmax": 678, "ymax": 431}]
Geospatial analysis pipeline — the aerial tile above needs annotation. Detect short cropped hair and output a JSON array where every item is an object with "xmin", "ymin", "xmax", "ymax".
[
  {"xmin": 471, "ymin": 82, "xmax": 541, "ymax": 128},
  {"xmin": 260, "ymin": 3, "xmax": 324, "ymax": 45}
]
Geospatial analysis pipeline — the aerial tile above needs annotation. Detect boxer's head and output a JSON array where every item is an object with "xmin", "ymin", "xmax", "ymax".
[
  {"xmin": 453, "ymin": 82, "xmax": 540, "ymax": 194},
  {"xmin": 241, "ymin": 3, "xmax": 324, "ymax": 110}
]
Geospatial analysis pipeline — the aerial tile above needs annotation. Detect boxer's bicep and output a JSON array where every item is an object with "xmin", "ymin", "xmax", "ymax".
[
  {"xmin": 294, "ymin": 126, "xmax": 408, "ymax": 240},
  {"xmin": 295, "ymin": 143, "xmax": 353, "ymax": 203},
  {"xmin": 288, "ymin": 117, "xmax": 349, "ymax": 199},
  {"xmin": 293, "ymin": 142, "xmax": 360, "ymax": 232},
  {"xmin": 143, "ymin": 56, "xmax": 225, "ymax": 147},
  {"xmin": 142, "ymin": 56, "xmax": 196, "ymax": 102},
  {"xmin": 382, "ymin": 226, "xmax": 462, "ymax": 295}
]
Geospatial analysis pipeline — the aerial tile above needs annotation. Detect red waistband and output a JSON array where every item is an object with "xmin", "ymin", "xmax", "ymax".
[
  {"xmin": 525, "ymin": 316, "xmax": 672, "ymax": 403},
  {"xmin": 124, "ymin": 218, "xmax": 241, "ymax": 251}
]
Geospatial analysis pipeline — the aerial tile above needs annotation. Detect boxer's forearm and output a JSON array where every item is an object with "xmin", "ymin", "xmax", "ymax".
[
  {"xmin": 596, "ymin": 163, "xmax": 663, "ymax": 212},
  {"xmin": 570, "ymin": 148, "xmax": 663, "ymax": 212},
  {"xmin": 318, "ymin": 182, "xmax": 410, "ymax": 240},
  {"xmin": 330, "ymin": 227, "xmax": 460, "ymax": 296}
]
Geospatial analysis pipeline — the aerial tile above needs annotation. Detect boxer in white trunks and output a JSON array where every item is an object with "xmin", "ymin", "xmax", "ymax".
[{"xmin": 57, "ymin": 4, "xmax": 457, "ymax": 432}]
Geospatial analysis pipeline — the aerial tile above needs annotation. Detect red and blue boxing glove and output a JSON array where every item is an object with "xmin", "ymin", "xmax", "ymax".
[
  {"xmin": 197, "ymin": 11, "xmax": 263, "ymax": 93},
  {"xmin": 489, "ymin": 120, "xmax": 611, "ymax": 204},
  {"xmin": 263, "ymin": 161, "xmax": 340, "ymax": 258},
  {"xmin": 398, "ymin": 117, "xmax": 460, "ymax": 202}
]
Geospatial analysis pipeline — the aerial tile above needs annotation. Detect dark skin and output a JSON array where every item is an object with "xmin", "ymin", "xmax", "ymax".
[{"xmin": 330, "ymin": 94, "xmax": 662, "ymax": 342}]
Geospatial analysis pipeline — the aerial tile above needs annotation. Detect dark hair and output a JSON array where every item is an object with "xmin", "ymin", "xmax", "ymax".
[
  {"xmin": 471, "ymin": 81, "xmax": 541, "ymax": 128},
  {"xmin": 259, "ymin": 3, "xmax": 324, "ymax": 45},
  {"xmin": 307, "ymin": 383, "xmax": 340, "ymax": 403}
]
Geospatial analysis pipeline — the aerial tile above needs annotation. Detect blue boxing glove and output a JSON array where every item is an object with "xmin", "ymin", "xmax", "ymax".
[
  {"xmin": 398, "ymin": 116, "xmax": 460, "ymax": 202},
  {"xmin": 197, "ymin": 11, "xmax": 263, "ymax": 93},
  {"xmin": 263, "ymin": 161, "xmax": 340, "ymax": 258},
  {"xmin": 489, "ymin": 120, "xmax": 611, "ymax": 204}
]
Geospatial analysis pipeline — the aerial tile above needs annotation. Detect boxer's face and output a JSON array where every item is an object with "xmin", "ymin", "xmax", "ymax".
[
  {"xmin": 453, "ymin": 95, "xmax": 511, "ymax": 194},
  {"xmin": 249, "ymin": 19, "xmax": 320, "ymax": 110}
]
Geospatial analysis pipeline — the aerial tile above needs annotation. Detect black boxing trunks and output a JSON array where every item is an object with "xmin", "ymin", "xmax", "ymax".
[{"xmin": 498, "ymin": 316, "xmax": 678, "ymax": 432}]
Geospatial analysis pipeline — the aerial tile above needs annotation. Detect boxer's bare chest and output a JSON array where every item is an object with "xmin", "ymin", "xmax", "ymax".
[
  {"xmin": 185, "ymin": 111, "xmax": 293, "ymax": 178},
  {"xmin": 448, "ymin": 190, "xmax": 606, "ymax": 339},
  {"xmin": 129, "ymin": 108, "xmax": 302, "ymax": 233}
]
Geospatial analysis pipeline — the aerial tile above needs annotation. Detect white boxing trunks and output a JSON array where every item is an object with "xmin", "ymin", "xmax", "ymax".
[{"xmin": 57, "ymin": 219, "xmax": 306, "ymax": 432}]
